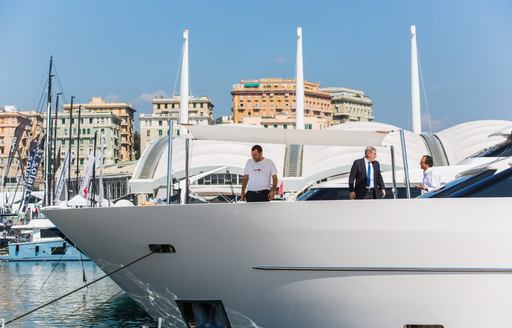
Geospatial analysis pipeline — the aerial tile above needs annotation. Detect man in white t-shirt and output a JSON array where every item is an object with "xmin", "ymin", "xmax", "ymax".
[
  {"xmin": 415, "ymin": 155, "xmax": 441, "ymax": 194},
  {"xmin": 241, "ymin": 145, "xmax": 278, "ymax": 202}
]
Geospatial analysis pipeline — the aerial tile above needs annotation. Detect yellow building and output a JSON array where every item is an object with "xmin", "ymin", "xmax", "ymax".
[
  {"xmin": 64, "ymin": 97, "xmax": 136, "ymax": 162},
  {"xmin": 231, "ymin": 78, "xmax": 332, "ymax": 128},
  {"xmin": 140, "ymin": 96, "xmax": 214, "ymax": 153},
  {"xmin": 321, "ymin": 87, "xmax": 374, "ymax": 124}
]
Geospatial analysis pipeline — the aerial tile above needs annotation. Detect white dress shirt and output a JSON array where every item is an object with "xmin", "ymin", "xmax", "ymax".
[{"xmin": 422, "ymin": 167, "xmax": 441, "ymax": 194}]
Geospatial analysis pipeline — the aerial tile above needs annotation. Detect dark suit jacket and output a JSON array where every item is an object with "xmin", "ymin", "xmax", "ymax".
[{"xmin": 348, "ymin": 158, "xmax": 385, "ymax": 199}]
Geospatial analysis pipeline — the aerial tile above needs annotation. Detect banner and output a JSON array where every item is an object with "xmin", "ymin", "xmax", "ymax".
[
  {"xmin": 20, "ymin": 136, "xmax": 45, "ymax": 212},
  {"xmin": 79, "ymin": 151, "xmax": 95, "ymax": 198},
  {"xmin": 54, "ymin": 150, "xmax": 70, "ymax": 202},
  {"xmin": 53, "ymin": 147, "xmax": 62, "ymax": 175},
  {"xmin": 2, "ymin": 120, "xmax": 28, "ymax": 187}
]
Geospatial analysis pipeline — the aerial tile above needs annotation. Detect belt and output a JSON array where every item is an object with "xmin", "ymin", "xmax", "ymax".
[
  {"xmin": 366, "ymin": 187, "xmax": 375, "ymax": 190},
  {"xmin": 248, "ymin": 190, "xmax": 269, "ymax": 194}
]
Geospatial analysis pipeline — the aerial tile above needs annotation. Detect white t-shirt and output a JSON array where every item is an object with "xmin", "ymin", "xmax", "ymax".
[{"xmin": 244, "ymin": 158, "xmax": 278, "ymax": 191}]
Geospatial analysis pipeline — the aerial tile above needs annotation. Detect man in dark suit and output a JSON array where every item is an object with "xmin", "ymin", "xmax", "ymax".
[{"xmin": 349, "ymin": 146, "xmax": 386, "ymax": 200}]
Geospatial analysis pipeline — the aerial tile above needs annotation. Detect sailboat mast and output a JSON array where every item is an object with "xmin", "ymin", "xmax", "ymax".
[
  {"xmin": 52, "ymin": 92, "xmax": 61, "ymax": 204},
  {"xmin": 76, "ymin": 105, "xmax": 82, "ymax": 185},
  {"xmin": 98, "ymin": 132, "xmax": 105, "ymax": 207},
  {"xmin": 44, "ymin": 56, "xmax": 53, "ymax": 207},
  {"xmin": 91, "ymin": 131, "xmax": 97, "ymax": 207},
  {"xmin": 67, "ymin": 96, "xmax": 74, "ymax": 200}
]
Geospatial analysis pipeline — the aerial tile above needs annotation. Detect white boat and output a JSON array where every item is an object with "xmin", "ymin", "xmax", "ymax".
[
  {"xmin": 44, "ymin": 26, "xmax": 512, "ymax": 327},
  {"xmin": 0, "ymin": 218, "xmax": 90, "ymax": 261},
  {"xmin": 44, "ymin": 160, "xmax": 512, "ymax": 327},
  {"xmin": 43, "ymin": 124, "xmax": 512, "ymax": 327}
]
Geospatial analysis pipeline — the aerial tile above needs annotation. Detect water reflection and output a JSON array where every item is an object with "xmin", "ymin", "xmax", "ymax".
[{"xmin": 0, "ymin": 261, "xmax": 155, "ymax": 327}]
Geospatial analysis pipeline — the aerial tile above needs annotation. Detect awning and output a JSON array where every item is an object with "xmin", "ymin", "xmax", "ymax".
[{"xmin": 188, "ymin": 125, "xmax": 390, "ymax": 146}]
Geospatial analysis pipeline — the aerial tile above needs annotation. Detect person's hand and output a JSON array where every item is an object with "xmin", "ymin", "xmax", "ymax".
[
  {"xmin": 268, "ymin": 190, "xmax": 275, "ymax": 201},
  {"xmin": 381, "ymin": 189, "xmax": 386, "ymax": 199},
  {"xmin": 349, "ymin": 191, "xmax": 356, "ymax": 200},
  {"xmin": 240, "ymin": 191, "xmax": 246, "ymax": 201},
  {"xmin": 414, "ymin": 184, "xmax": 423, "ymax": 190}
]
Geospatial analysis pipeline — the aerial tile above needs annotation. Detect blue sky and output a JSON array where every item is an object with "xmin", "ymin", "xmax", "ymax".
[{"xmin": 0, "ymin": 0, "xmax": 511, "ymax": 131}]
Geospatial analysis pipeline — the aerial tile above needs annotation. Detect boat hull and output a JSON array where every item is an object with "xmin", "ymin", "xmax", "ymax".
[
  {"xmin": 45, "ymin": 199, "xmax": 512, "ymax": 327},
  {"xmin": 4, "ymin": 239, "xmax": 90, "ymax": 261}
]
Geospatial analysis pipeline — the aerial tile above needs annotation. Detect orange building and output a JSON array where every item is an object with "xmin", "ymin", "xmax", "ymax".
[
  {"xmin": 231, "ymin": 78, "xmax": 332, "ymax": 128},
  {"xmin": 0, "ymin": 107, "xmax": 43, "ymax": 186}
]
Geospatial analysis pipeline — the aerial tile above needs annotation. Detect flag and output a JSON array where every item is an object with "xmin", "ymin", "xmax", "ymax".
[
  {"xmin": 79, "ymin": 152, "xmax": 95, "ymax": 198},
  {"xmin": 54, "ymin": 150, "xmax": 70, "ymax": 202},
  {"xmin": 53, "ymin": 147, "xmax": 62, "ymax": 176},
  {"xmin": 20, "ymin": 135, "xmax": 45, "ymax": 212},
  {"xmin": 278, "ymin": 182, "xmax": 284, "ymax": 196},
  {"xmin": 2, "ymin": 120, "xmax": 28, "ymax": 187}
]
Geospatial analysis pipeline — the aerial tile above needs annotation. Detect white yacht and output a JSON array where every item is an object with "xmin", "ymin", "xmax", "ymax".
[
  {"xmin": 43, "ymin": 125, "xmax": 512, "ymax": 327},
  {"xmin": 44, "ymin": 165, "xmax": 512, "ymax": 328},
  {"xmin": 44, "ymin": 24, "xmax": 512, "ymax": 327},
  {"xmin": 0, "ymin": 218, "xmax": 90, "ymax": 261}
]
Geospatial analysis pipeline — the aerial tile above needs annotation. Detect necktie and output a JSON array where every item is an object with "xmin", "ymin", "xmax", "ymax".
[{"xmin": 367, "ymin": 161, "xmax": 372, "ymax": 187}]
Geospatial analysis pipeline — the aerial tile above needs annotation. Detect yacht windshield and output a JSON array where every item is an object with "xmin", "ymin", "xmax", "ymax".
[
  {"xmin": 418, "ymin": 169, "xmax": 496, "ymax": 198},
  {"xmin": 297, "ymin": 188, "xmax": 348, "ymax": 201},
  {"xmin": 471, "ymin": 142, "xmax": 512, "ymax": 158},
  {"xmin": 449, "ymin": 167, "xmax": 512, "ymax": 198}
]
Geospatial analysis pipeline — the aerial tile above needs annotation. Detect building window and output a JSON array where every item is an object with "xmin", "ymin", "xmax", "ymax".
[
  {"xmin": 157, "ymin": 104, "xmax": 161, "ymax": 109},
  {"xmin": 200, "ymin": 103, "xmax": 204, "ymax": 108},
  {"xmin": 159, "ymin": 120, "xmax": 162, "ymax": 126},
  {"xmin": 147, "ymin": 130, "xmax": 150, "ymax": 137},
  {"xmin": 193, "ymin": 103, "xmax": 197, "ymax": 108},
  {"xmin": 62, "ymin": 118, "xmax": 65, "ymax": 124},
  {"xmin": 283, "ymin": 124, "xmax": 287, "ymax": 129},
  {"xmin": 159, "ymin": 130, "xmax": 163, "ymax": 136}
]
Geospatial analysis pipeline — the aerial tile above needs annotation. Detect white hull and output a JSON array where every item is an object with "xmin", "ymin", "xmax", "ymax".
[{"xmin": 45, "ymin": 199, "xmax": 512, "ymax": 327}]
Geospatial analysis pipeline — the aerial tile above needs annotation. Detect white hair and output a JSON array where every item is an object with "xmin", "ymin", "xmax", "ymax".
[{"xmin": 365, "ymin": 146, "xmax": 376, "ymax": 156}]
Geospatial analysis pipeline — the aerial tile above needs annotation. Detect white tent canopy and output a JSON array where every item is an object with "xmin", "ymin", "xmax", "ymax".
[{"xmin": 188, "ymin": 125, "xmax": 391, "ymax": 146}]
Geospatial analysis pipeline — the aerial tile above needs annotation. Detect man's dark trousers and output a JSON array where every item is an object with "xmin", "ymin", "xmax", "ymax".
[{"xmin": 246, "ymin": 190, "xmax": 270, "ymax": 202}]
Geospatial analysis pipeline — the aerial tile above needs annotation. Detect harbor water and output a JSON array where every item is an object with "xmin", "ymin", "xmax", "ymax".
[{"xmin": 0, "ymin": 261, "xmax": 156, "ymax": 327}]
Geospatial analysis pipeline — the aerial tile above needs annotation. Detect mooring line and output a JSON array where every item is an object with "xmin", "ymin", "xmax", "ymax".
[{"xmin": 5, "ymin": 251, "xmax": 154, "ymax": 325}]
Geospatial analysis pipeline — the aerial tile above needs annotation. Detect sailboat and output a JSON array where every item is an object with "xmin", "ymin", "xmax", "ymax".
[{"xmin": 0, "ymin": 57, "xmax": 91, "ymax": 262}]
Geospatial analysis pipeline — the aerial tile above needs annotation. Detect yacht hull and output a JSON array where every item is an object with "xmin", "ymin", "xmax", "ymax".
[
  {"xmin": 45, "ymin": 199, "xmax": 512, "ymax": 327},
  {"xmin": 3, "ymin": 239, "xmax": 90, "ymax": 261}
]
